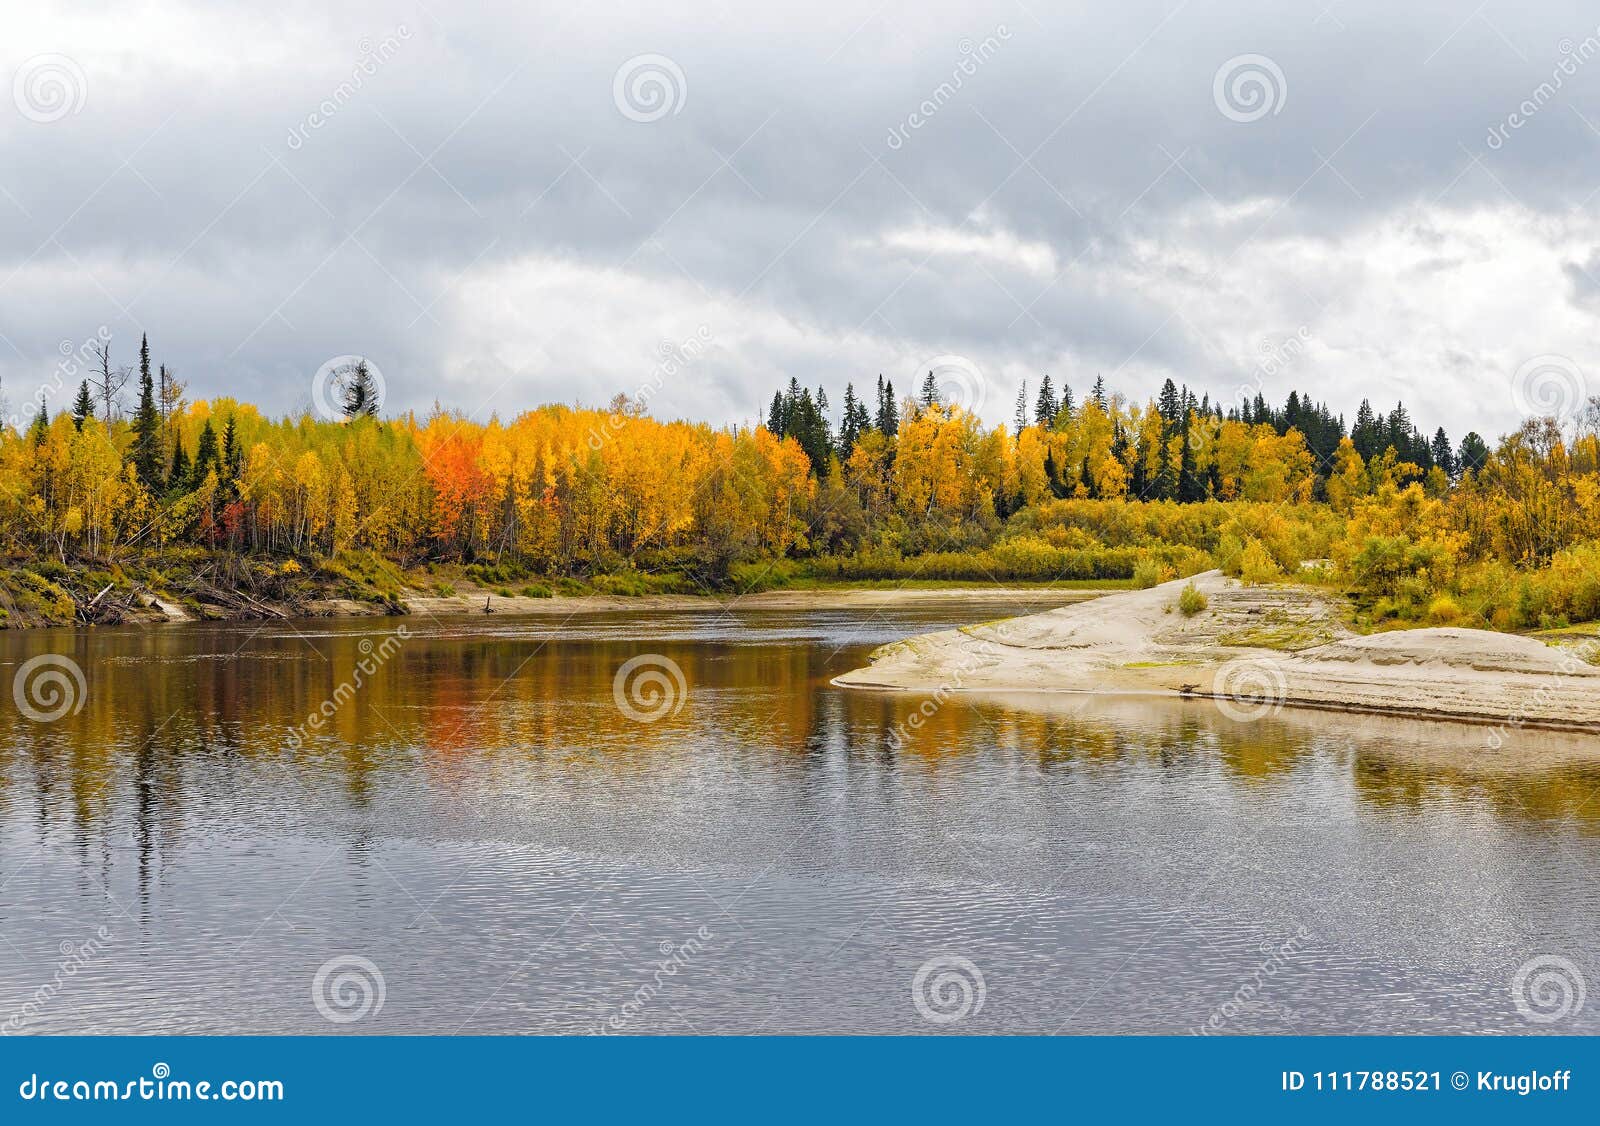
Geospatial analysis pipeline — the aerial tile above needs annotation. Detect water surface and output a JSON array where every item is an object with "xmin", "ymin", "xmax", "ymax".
[{"xmin": 2, "ymin": 599, "xmax": 1597, "ymax": 1034}]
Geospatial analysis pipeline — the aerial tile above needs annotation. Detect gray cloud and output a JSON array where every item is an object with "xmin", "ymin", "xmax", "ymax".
[{"xmin": 4, "ymin": 0, "xmax": 1600, "ymax": 440}]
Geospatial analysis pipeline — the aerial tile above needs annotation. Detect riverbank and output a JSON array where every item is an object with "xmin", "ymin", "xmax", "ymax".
[
  {"xmin": 0, "ymin": 554, "xmax": 1110, "ymax": 630},
  {"xmin": 833, "ymin": 570, "xmax": 1600, "ymax": 733}
]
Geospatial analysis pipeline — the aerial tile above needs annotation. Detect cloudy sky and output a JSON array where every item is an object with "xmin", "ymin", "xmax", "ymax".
[{"xmin": 3, "ymin": 0, "xmax": 1600, "ymax": 440}]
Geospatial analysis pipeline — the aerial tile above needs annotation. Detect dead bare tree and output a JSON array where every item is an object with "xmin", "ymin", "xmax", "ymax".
[{"xmin": 89, "ymin": 340, "xmax": 131, "ymax": 421}]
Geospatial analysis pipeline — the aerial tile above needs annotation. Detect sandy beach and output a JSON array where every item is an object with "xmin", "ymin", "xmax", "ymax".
[
  {"xmin": 400, "ymin": 584, "xmax": 1103, "ymax": 618},
  {"xmin": 832, "ymin": 570, "xmax": 1600, "ymax": 733}
]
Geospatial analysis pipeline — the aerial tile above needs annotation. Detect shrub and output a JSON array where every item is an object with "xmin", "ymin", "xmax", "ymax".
[
  {"xmin": 1177, "ymin": 581, "xmax": 1207, "ymax": 617},
  {"xmin": 1426, "ymin": 595, "xmax": 1461, "ymax": 623},
  {"xmin": 1237, "ymin": 539, "xmax": 1283, "ymax": 585},
  {"xmin": 1132, "ymin": 558, "xmax": 1165, "ymax": 589}
]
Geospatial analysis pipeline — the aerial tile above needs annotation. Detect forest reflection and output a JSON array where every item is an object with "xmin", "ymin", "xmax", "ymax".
[{"xmin": 4, "ymin": 612, "xmax": 1600, "ymax": 848}]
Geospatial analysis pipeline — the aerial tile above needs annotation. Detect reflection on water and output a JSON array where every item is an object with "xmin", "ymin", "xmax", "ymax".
[{"xmin": 1, "ymin": 602, "xmax": 1598, "ymax": 1034}]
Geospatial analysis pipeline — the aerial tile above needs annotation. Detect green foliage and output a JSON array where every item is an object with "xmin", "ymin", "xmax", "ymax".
[{"xmin": 1177, "ymin": 581, "xmax": 1207, "ymax": 617}]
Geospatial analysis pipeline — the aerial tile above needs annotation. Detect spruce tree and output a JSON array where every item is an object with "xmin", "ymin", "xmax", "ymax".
[
  {"xmin": 1014, "ymin": 380, "xmax": 1028, "ymax": 433},
  {"xmin": 132, "ymin": 333, "xmax": 164, "ymax": 488},
  {"xmin": 221, "ymin": 414, "xmax": 242, "ymax": 498},
  {"xmin": 767, "ymin": 391, "xmax": 785, "ymax": 436},
  {"xmin": 919, "ymin": 370, "xmax": 940, "ymax": 408},
  {"xmin": 71, "ymin": 380, "xmax": 94, "ymax": 431},
  {"xmin": 1033, "ymin": 375, "xmax": 1057, "ymax": 427},
  {"xmin": 877, "ymin": 379, "xmax": 898, "ymax": 437},
  {"xmin": 1457, "ymin": 432, "xmax": 1489, "ymax": 475},
  {"xmin": 169, "ymin": 438, "xmax": 190, "ymax": 491},
  {"xmin": 342, "ymin": 360, "xmax": 380, "ymax": 417},
  {"xmin": 194, "ymin": 419, "xmax": 220, "ymax": 483},
  {"xmin": 839, "ymin": 384, "xmax": 863, "ymax": 459},
  {"xmin": 1157, "ymin": 379, "xmax": 1181, "ymax": 429},
  {"xmin": 1429, "ymin": 427, "xmax": 1454, "ymax": 476}
]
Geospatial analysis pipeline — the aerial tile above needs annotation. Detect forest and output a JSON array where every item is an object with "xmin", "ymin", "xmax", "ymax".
[{"xmin": 3, "ymin": 332, "xmax": 1600, "ymax": 633}]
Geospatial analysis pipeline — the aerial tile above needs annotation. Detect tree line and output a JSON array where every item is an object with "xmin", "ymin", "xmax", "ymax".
[{"xmin": 3, "ymin": 335, "xmax": 1597, "ymax": 631}]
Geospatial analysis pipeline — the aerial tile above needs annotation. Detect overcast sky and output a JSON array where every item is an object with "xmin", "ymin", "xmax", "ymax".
[{"xmin": 4, "ymin": 0, "xmax": 1600, "ymax": 440}]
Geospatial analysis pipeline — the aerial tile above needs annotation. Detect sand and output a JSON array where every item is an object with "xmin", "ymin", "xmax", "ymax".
[
  {"xmin": 401, "ymin": 585, "xmax": 1103, "ymax": 617},
  {"xmin": 832, "ymin": 570, "xmax": 1600, "ymax": 733}
]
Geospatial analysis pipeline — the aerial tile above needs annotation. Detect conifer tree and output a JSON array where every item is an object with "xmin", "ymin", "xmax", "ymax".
[
  {"xmin": 132, "ymin": 333, "xmax": 164, "ymax": 488},
  {"xmin": 342, "ymin": 360, "xmax": 380, "ymax": 417},
  {"xmin": 71, "ymin": 380, "xmax": 95, "ymax": 431},
  {"xmin": 194, "ymin": 419, "xmax": 220, "ymax": 483},
  {"xmin": 1429, "ymin": 427, "xmax": 1455, "ymax": 476},
  {"xmin": 1033, "ymin": 375, "xmax": 1057, "ymax": 427},
  {"xmin": 876, "ymin": 377, "xmax": 899, "ymax": 437},
  {"xmin": 169, "ymin": 438, "xmax": 190, "ymax": 491}
]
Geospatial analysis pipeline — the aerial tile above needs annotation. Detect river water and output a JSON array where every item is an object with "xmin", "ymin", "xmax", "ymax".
[{"xmin": 1, "ymin": 599, "xmax": 1597, "ymax": 1034}]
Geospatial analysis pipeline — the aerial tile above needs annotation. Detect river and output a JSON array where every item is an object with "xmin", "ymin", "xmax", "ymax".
[{"xmin": 2, "ymin": 599, "xmax": 1597, "ymax": 1034}]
